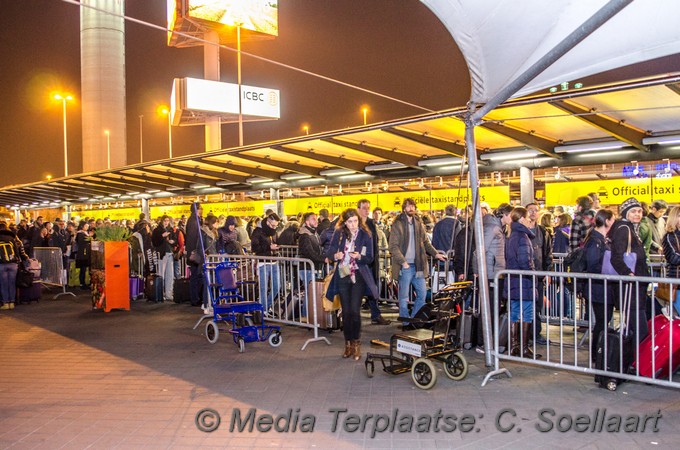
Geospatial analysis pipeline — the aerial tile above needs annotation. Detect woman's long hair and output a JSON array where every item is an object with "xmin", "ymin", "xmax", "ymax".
[
  {"xmin": 336, "ymin": 208, "xmax": 371, "ymax": 239},
  {"xmin": 507, "ymin": 207, "xmax": 528, "ymax": 237}
]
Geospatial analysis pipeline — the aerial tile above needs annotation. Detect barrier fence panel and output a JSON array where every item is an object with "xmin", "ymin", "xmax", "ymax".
[
  {"xmin": 482, "ymin": 269, "xmax": 680, "ymax": 390},
  {"xmin": 202, "ymin": 253, "xmax": 331, "ymax": 350},
  {"xmin": 33, "ymin": 247, "xmax": 75, "ymax": 299}
]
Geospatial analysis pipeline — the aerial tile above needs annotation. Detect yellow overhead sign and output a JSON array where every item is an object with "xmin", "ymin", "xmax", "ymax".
[{"xmin": 544, "ymin": 177, "xmax": 680, "ymax": 206}]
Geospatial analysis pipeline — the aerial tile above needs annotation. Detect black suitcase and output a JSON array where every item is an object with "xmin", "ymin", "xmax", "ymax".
[
  {"xmin": 173, "ymin": 278, "xmax": 191, "ymax": 303},
  {"xmin": 594, "ymin": 328, "xmax": 635, "ymax": 391},
  {"xmin": 17, "ymin": 283, "xmax": 42, "ymax": 304},
  {"xmin": 145, "ymin": 274, "xmax": 164, "ymax": 303}
]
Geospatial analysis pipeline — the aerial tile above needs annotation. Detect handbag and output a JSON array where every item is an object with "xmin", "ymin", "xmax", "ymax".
[
  {"xmin": 601, "ymin": 227, "xmax": 637, "ymax": 275},
  {"xmin": 188, "ymin": 249, "xmax": 202, "ymax": 265},
  {"xmin": 321, "ymin": 269, "xmax": 341, "ymax": 311},
  {"xmin": 657, "ymin": 236, "xmax": 680, "ymax": 303}
]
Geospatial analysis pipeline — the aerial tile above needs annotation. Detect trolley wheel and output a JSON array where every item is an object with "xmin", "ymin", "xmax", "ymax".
[
  {"xmin": 205, "ymin": 321, "xmax": 219, "ymax": 344},
  {"xmin": 237, "ymin": 337, "xmax": 245, "ymax": 353},
  {"xmin": 269, "ymin": 332, "xmax": 283, "ymax": 347},
  {"xmin": 366, "ymin": 360, "xmax": 375, "ymax": 378},
  {"xmin": 411, "ymin": 358, "xmax": 437, "ymax": 390},
  {"xmin": 236, "ymin": 313, "xmax": 245, "ymax": 328},
  {"xmin": 606, "ymin": 380, "xmax": 618, "ymax": 391},
  {"xmin": 443, "ymin": 352, "xmax": 468, "ymax": 381},
  {"xmin": 252, "ymin": 309, "xmax": 263, "ymax": 325}
]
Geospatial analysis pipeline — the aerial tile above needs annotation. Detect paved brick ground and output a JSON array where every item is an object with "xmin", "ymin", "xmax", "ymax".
[{"xmin": 1, "ymin": 289, "xmax": 679, "ymax": 449}]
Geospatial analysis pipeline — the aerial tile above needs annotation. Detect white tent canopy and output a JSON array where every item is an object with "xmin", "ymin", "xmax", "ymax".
[{"xmin": 422, "ymin": 0, "xmax": 680, "ymax": 103}]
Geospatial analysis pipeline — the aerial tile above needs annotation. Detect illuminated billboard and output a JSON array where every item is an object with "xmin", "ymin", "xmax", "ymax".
[
  {"xmin": 171, "ymin": 78, "xmax": 280, "ymax": 126},
  {"xmin": 188, "ymin": 1, "xmax": 278, "ymax": 36},
  {"xmin": 168, "ymin": 0, "xmax": 278, "ymax": 47}
]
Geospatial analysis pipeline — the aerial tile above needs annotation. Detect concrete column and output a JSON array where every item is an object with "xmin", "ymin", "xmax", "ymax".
[
  {"xmin": 141, "ymin": 198, "xmax": 150, "ymax": 220},
  {"xmin": 64, "ymin": 205, "xmax": 72, "ymax": 222},
  {"xmin": 520, "ymin": 166, "xmax": 535, "ymax": 206},
  {"xmin": 14, "ymin": 209, "xmax": 21, "ymax": 225},
  {"xmin": 204, "ymin": 30, "xmax": 222, "ymax": 151}
]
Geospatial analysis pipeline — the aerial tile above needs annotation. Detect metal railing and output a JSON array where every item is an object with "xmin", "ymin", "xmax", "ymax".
[
  {"xmin": 194, "ymin": 253, "xmax": 331, "ymax": 351},
  {"xmin": 33, "ymin": 247, "xmax": 75, "ymax": 299},
  {"xmin": 482, "ymin": 269, "xmax": 680, "ymax": 390}
]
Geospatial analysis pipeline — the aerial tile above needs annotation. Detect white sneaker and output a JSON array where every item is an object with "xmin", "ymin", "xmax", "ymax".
[{"xmin": 201, "ymin": 306, "xmax": 212, "ymax": 315}]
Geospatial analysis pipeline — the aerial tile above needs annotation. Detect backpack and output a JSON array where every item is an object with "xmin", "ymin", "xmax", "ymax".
[
  {"xmin": 0, "ymin": 241, "xmax": 15, "ymax": 263},
  {"xmin": 564, "ymin": 247, "xmax": 586, "ymax": 273}
]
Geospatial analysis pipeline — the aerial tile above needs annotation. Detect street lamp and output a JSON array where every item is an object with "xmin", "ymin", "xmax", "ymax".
[
  {"xmin": 159, "ymin": 106, "xmax": 173, "ymax": 159},
  {"xmin": 139, "ymin": 114, "xmax": 144, "ymax": 163},
  {"xmin": 53, "ymin": 93, "xmax": 73, "ymax": 177},
  {"xmin": 104, "ymin": 130, "xmax": 110, "ymax": 169},
  {"xmin": 362, "ymin": 106, "xmax": 369, "ymax": 125},
  {"xmin": 302, "ymin": 124, "xmax": 309, "ymax": 135}
]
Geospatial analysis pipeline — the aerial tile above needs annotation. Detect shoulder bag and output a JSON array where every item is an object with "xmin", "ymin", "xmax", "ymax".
[{"xmin": 601, "ymin": 227, "xmax": 637, "ymax": 276}]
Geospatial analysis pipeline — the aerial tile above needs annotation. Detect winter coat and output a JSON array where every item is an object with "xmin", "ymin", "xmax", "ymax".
[
  {"xmin": 319, "ymin": 218, "xmax": 339, "ymax": 256},
  {"xmin": 0, "ymin": 229, "xmax": 28, "ymax": 264},
  {"xmin": 474, "ymin": 213, "xmax": 506, "ymax": 280},
  {"xmin": 504, "ymin": 221, "xmax": 537, "ymax": 302},
  {"xmin": 324, "ymin": 228, "xmax": 378, "ymax": 301},
  {"xmin": 185, "ymin": 212, "xmax": 203, "ymax": 265},
  {"xmin": 608, "ymin": 220, "xmax": 648, "ymax": 277},
  {"xmin": 662, "ymin": 229, "xmax": 680, "ymax": 277},
  {"xmin": 553, "ymin": 226, "xmax": 570, "ymax": 254},
  {"xmin": 297, "ymin": 225, "xmax": 325, "ymax": 269},
  {"xmin": 582, "ymin": 230, "xmax": 612, "ymax": 304},
  {"xmin": 529, "ymin": 224, "xmax": 553, "ymax": 272},
  {"xmin": 388, "ymin": 213, "xmax": 439, "ymax": 280},
  {"xmin": 431, "ymin": 216, "xmax": 461, "ymax": 253},
  {"xmin": 201, "ymin": 225, "xmax": 217, "ymax": 255},
  {"xmin": 217, "ymin": 225, "xmax": 242, "ymax": 255},
  {"xmin": 151, "ymin": 225, "xmax": 175, "ymax": 258},
  {"xmin": 74, "ymin": 230, "xmax": 91, "ymax": 267},
  {"xmin": 250, "ymin": 221, "xmax": 278, "ymax": 257}
]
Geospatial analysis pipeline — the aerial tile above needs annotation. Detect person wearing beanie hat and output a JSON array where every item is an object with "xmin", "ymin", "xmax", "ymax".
[
  {"xmin": 217, "ymin": 216, "xmax": 243, "ymax": 255},
  {"xmin": 609, "ymin": 197, "xmax": 650, "ymax": 343}
]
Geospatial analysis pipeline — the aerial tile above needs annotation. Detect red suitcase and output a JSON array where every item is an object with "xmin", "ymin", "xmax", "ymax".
[{"xmin": 634, "ymin": 314, "xmax": 680, "ymax": 379}]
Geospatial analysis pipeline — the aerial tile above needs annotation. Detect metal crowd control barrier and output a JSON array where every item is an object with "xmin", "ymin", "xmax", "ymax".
[
  {"xmin": 194, "ymin": 253, "xmax": 331, "ymax": 351},
  {"xmin": 33, "ymin": 247, "xmax": 75, "ymax": 299},
  {"xmin": 482, "ymin": 269, "xmax": 680, "ymax": 390}
]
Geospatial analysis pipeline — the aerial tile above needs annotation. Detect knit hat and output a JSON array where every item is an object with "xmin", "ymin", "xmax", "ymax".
[
  {"xmin": 225, "ymin": 215, "xmax": 237, "ymax": 227},
  {"xmin": 620, "ymin": 197, "xmax": 642, "ymax": 219}
]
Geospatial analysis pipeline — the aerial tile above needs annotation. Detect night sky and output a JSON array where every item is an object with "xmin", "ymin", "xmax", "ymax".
[
  {"xmin": 2, "ymin": 1, "xmax": 678, "ymax": 188},
  {"xmin": 0, "ymin": 0, "xmax": 468, "ymax": 186}
]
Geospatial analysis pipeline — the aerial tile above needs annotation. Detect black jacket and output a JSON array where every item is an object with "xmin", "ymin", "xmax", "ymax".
[
  {"xmin": 251, "ymin": 222, "xmax": 278, "ymax": 256},
  {"xmin": 608, "ymin": 220, "xmax": 648, "ymax": 277},
  {"xmin": 583, "ymin": 230, "xmax": 611, "ymax": 304},
  {"xmin": 297, "ymin": 225, "xmax": 325, "ymax": 269},
  {"xmin": 151, "ymin": 225, "xmax": 175, "ymax": 257},
  {"xmin": 0, "ymin": 229, "xmax": 28, "ymax": 263}
]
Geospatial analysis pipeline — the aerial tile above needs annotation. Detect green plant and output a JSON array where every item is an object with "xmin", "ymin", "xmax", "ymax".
[{"xmin": 95, "ymin": 225, "xmax": 131, "ymax": 242}]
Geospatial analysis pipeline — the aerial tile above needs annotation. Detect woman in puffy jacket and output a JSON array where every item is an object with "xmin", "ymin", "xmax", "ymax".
[
  {"xmin": 582, "ymin": 209, "xmax": 615, "ymax": 361},
  {"xmin": 505, "ymin": 207, "xmax": 539, "ymax": 358}
]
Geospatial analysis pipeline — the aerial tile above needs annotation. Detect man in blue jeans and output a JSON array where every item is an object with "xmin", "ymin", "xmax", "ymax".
[{"xmin": 388, "ymin": 198, "xmax": 446, "ymax": 328}]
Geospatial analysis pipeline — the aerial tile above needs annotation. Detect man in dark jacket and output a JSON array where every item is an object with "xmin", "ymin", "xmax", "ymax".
[
  {"xmin": 152, "ymin": 215, "xmax": 177, "ymax": 302},
  {"xmin": 358, "ymin": 199, "xmax": 391, "ymax": 325},
  {"xmin": 297, "ymin": 212, "xmax": 326, "ymax": 318},
  {"xmin": 185, "ymin": 203, "xmax": 204, "ymax": 308},
  {"xmin": 432, "ymin": 204, "xmax": 461, "ymax": 254},
  {"xmin": 316, "ymin": 209, "xmax": 331, "ymax": 237},
  {"xmin": 389, "ymin": 198, "xmax": 445, "ymax": 325},
  {"xmin": 251, "ymin": 213, "xmax": 281, "ymax": 314},
  {"xmin": 51, "ymin": 218, "xmax": 70, "ymax": 275},
  {"xmin": 26, "ymin": 216, "xmax": 45, "ymax": 257},
  {"xmin": 526, "ymin": 202, "xmax": 553, "ymax": 345}
]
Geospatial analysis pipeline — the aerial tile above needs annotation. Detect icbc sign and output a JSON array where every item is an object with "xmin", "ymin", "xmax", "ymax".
[{"xmin": 241, "ymin": 85, "xmax": 280, "ymax": 118}]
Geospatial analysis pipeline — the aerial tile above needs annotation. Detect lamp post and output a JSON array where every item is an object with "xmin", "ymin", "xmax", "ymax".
[
  {"xmin": 53, "ymin": 93, "xmax": 73, "ymax": 177},
  {"xmin": 104, "ymin": 130, "xmax": 110, "ymax": 169},
  {"xmin": 160, "ymin": 107, "xmax": 173, "ymax": 159},
  {"xmin": 362, "ymin": 106, "xmax": 368, "ymax": 125},
  {"xmin": 139, "ymin": 114, "xmax": 144, "ymax": 163},
  {"xmin": 302, "ymin": 125, "xmax": 309, "ymax": 135}
]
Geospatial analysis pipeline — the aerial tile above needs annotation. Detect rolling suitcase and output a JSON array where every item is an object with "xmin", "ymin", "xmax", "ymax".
[
  {"xmin": 17, "ymin": 283, "xmax": 42, "ymax": 304},
  {"xmin": 129, "ymin": 276, "xmax": 144, "ymax": 301},
  {"xmin": 145, "ymin": 274, "xmax": 164, "ymax": 303},
  {"xmin": 173, "ymin": 278, "xmax": 191, "ymax": 303},
  {"xmin": 634, "ymin": 314, "xmax": 680, "ymax": 379},
  {"xmin": 594, "ymin": 285, "xmax": 635, "ymax": 391}
]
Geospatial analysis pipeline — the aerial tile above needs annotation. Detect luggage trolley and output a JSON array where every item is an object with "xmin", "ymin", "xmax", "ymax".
[
  {"xmin": 204, "ymin": 261, "xmax": 282, "ymax": 352},
  {"xmin": 365, "ymin": 282, "xmax": 471, "ymax": 390}
]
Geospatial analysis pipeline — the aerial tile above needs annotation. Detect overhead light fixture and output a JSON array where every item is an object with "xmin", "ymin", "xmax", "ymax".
[
  {"xmin": 280, "ymin": 173, "xmax": 311, "ymax": 181},
  {"xmin": 642, "ymin": 134, "xmax": 680, "ymax": 146},
  {"xmin": 216, "ymin": 180, "xmax": 239, "ymax": 186},
  {"xmin": 417, "ymin": 156, "xmax": 463, "ymax": 167},
  {"xmin": 189, "ymin": 183, "xmax": 210, "ymax": 190},
  {"xmin": 246, "ymin": 177, "xmax": 272, "ymax": 184},
  {"xmin": 146, "ymin": 189, "xmax": 161, "ymax": 194},
  {"xmin": 337, "ymin": 173, "xmax": 370, "ymax": 181},
  {"xmin": 554, "ymin": 140, "xmax": 628, "ymax": 153},
  {"xmin": 479, "ymin": 149, "xmax": 541, "ymax": 161},
  {"xmin": 576, "ymin": 149, "xmax": 637, "ymax": 159},
  {"xmin": 198, "ymin": 187, "xmax": 222, "ymax": 193},
  {"xmin": 365, "ymin": 162, "xmax": 407, "ymax": 171},
  {"xmin": 319, "ymin": 168, "xmax": 355, "ymax": 177}
]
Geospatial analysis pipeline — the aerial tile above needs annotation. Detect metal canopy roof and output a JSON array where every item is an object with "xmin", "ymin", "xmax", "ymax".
[{"xmin": 1, "ymin": 73, "xmax": 679, "ymax": 208}]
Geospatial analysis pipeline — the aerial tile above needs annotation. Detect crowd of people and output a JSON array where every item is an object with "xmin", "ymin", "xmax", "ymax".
[{"xmin": 2, "ymin": 192, "xmax": 680, "ymax": 371}]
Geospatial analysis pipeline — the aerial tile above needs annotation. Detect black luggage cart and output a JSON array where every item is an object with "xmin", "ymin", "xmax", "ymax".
[{"xmin": 365, "ymin": 282, "xmax": 471, "ymax": 390}]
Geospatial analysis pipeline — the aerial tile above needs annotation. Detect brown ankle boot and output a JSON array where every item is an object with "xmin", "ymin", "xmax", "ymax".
[
  {"xmin": 510, "ymin": 322, "xmax": 521, "ymax": 356},
  {"xmin": 353, "ymin": 340, "xmax": 361, "ymax": 361},
  {"xmin": 343, "ymin": 340, "xmax": 352, "ymax": 358},
  {"xmin": 522, "ymin": 323, "xmax": 542, "ymax": 359}
]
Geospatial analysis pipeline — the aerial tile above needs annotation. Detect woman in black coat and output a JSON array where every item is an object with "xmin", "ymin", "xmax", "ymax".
[
  {"xmin": 74, "ymin": 220, "xmax": 91, "ymax": 290},
  {"xmin": 582, "ymin": 209, "xmax": 615, "ymax": 360},
  {"xmin": 609, "ymin": 197, "xmax": 650, "ymax": 343},
  {"xmin": 661, "ymin": 206, "xmax": 680, "ymax": 316},
  {"xmin": 325, "ymin": 208, "xmax": 377, "ymax": 361}
]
